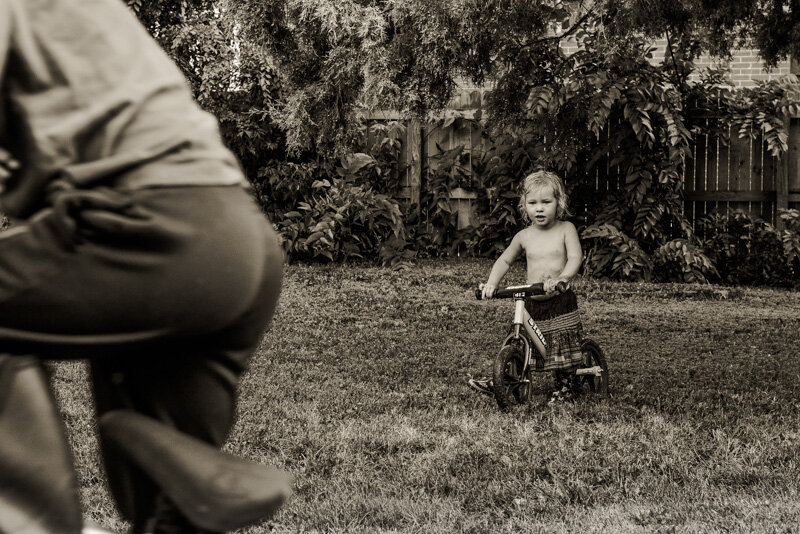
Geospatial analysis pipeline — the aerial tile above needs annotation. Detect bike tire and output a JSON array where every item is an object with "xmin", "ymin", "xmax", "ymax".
[
  {"xmin": 492, "ymin": 343, "xmax": 531, "ymax": 410},
  {"xmin": 578, "ymin": 338, "xmax": 609, "ymax": 396}
]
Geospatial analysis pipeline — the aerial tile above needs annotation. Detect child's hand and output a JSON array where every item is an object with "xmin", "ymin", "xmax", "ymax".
[
  {"xmin": 543, "ymin": 278, "xmax": 564, "ymax": 294},
  {"xmin": 480, "ymin": 283, "xmax": 496, "ymax": 299}
]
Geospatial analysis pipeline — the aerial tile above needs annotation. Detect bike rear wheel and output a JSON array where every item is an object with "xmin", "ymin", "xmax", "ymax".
[
  {"xmin": 492, "ymin": 343, "xmax": 531, "ymax": 410},
  {"xmin": 576, "ymin": 338, "xmax": 609, "ymax": 396}
]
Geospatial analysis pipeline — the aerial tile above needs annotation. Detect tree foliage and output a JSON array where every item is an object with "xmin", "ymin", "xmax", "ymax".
[
  {"xmin": 124, "ymin": 0, "xmax": 800, "ymax": 284},
  {"xmin": 125, "ymin": 0, "xmax": 283, "ymax": 181}
]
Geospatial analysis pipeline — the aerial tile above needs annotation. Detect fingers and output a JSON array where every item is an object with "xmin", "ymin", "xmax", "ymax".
[
  {"xmin": 0, "ymin": 147, "xmax": 20, "ymax": 181},
  {"xmin": 481, "ymin": 284, "xmax": 495, "ymax": 299},
  {"xmin": 543, "ymin": 279, "xmax": 563, "ymax": 293},
  {"xmin": 0, "ymin": 147, "xmax": 20, "ymax": 168},
  {"xmin": 544, "ymin": 279, "xmax": 569, "ymax": 293}
]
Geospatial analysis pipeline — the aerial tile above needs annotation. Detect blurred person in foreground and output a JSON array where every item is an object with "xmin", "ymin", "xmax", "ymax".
[{"xmin": 0, "ymin": 0, "xmax": 288, "ymax": 532}]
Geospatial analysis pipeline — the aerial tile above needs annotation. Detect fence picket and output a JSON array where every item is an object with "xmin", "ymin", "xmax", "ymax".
[{"xmin": 751, "ymin": 127, "xmax": 764, "ymax": 219}]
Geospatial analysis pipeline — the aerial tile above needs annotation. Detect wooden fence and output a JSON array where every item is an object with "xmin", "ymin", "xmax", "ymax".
[
  {"xmin": 366, "ymin": 105, "xmax": 800, "ymax": 232},
  {"xmin": 684, "ymin": 117, "xmax": 800, "ymax": 229},
  {"xmin": 365, "ymin": 95, "xmax": 487, "ymax": 230}
]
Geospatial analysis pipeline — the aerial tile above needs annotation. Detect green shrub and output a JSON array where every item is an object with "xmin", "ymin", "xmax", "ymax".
[
  {"xmin": 408, "ymin": 140, "xmax": 474, "ymax": 257},
  {"xmin": 277, "ymin": 177, "xmax": 405, "ymax": 262},
  {"xmin": 653, "ymin": 238, "xmax": 717, "ymax": 284},
  {"xmin": 254, "ymin": 121, "xmax": 410, "ymax": 264},
  {"xmin": 581, "ymin": 223, "xmax": 654, "ymax": 281},
  {"xmin": 465, "ymin": 125, "xmax": 540, "ymax": 257},
  {"xmin": 780, "ymin": 209, "xmax": 800, "ymax": 275},
  {"xmin": 253, "ymin": 160, "xmax": 322, "ymax": 222},
  {"xmin": 699, "ymin": 210, "xmax": 797, "ymax": 288},
  {"xmin": 265, "ymin": 151, "xmax": 406, "ymax": 263}
]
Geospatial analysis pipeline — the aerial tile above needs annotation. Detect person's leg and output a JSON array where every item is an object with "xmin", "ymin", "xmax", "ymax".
[
  {"xmin": 0, "ymin": 355, "xmax": 83, "ymax": 534},
  {"xmin": 0, "ymin": 204, "xmax": 98, "ymax": 534},
  {"xmin": 87, "ymin": 187, "xmax": 284, "ymax": 531},
  {"xmin": 0, "ymin": 186, "xmax": 275, "ymax": 342},
  {"xmin": 0, "ymin": 185, "xmax": 284, "ymax": 530},
  {"xmin": 91, "ymin": 240, "xmax": 284, "ymax": 530}
]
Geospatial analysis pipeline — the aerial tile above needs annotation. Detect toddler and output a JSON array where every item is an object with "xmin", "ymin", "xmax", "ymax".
[{"xmin": 469, "ymin": 171, "xmax": 585, "ymax": 402}]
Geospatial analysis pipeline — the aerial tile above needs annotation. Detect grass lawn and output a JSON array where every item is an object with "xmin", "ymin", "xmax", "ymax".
[{"xmin": 52, "ymin": 258, "xmax": 800, "ymax": 533}]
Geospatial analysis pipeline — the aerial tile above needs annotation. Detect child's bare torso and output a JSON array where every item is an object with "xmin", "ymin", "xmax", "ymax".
[{"xmin": 518, "ymin": 222, "xmax": 568, "ymax": 283}]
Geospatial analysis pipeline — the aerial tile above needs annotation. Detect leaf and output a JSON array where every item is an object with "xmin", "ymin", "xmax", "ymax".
[
  {"xmin": 305, "ymin": 231, "xmax": 325, "ymax": 244},
  {"xmin": 341, "ymin": 153, "xmax": 376, "ymax": 175}
]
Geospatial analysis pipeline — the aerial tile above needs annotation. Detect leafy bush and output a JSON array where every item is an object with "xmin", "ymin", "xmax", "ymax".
[
  {"xmin": 653, "ymin": 239, "xmax": 717, "ymax": 284},
  {"xmin": 408, "ymin": 138, "xmax": 473, "ymax": 257},
  {"xmin": 253, "ymin": 160, "xmax": 321, "ymax": 222},
  {"xmin": 259, "ymin": 137, "xmax": 407, "ymax": 264},
  {"xmin": 581, "ymin": 224, "xmax": 654, "ymax": 281},
  {"xmin": 465, "ymin": 124, "xmax": 542, "ymax": 257},
  {"xmin": 780, "ymin": 209, "xmax": 800, "ymax": 273},
  {"xmin": 699, "ymin": 210, "xmax": 797, "ymax": 288},
  {"xmin": 251, "ymin": 121, "xmax": 411, "ymax": 264},
  {"xmin": 125, "ymin": 1, "xmax": 800, "ymax": 287},
  {"xmin": 277, "ymin": 176, "xmax": 404, "ymax": 262}
]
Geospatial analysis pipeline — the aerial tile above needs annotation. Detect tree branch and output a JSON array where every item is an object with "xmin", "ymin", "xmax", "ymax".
[
  {"xmin": 536, "ymin": 4, "xmax": 598, "ymax": 45},
  {"xmin": 665, "ymin": 30, "xmax": 688, "ymax": 94},
  {"xmin": 514, "ymin": 4, "xmax": 599, "ymax": 55}
]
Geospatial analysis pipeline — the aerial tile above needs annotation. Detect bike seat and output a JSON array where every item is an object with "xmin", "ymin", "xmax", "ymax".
[{"xmin": 98, "ymin": 410, "xmax": 292, "ymax": 532}]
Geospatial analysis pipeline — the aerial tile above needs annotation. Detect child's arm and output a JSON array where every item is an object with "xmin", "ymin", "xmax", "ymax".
[
  {"xmin": 482, "ymin": 232, "xmax": 523, "ymax": 298},
  {"xmin": 543, "ymin": 222, "xmax": 582, "ymax": 293}
]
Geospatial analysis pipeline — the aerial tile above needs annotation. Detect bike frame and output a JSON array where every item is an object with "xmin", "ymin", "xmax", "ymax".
[
  {"xmin": 499, "ymin": 291, "xmax": 546, "ymax": 374},
  {"xmin": 500, "ymin": 287, "xmax": 602, "ymax": 378}
]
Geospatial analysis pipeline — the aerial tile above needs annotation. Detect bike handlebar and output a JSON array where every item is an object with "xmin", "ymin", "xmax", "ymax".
[{"xmin": 474, "ymin": 281, "xmax": 569, "ymax": 300}]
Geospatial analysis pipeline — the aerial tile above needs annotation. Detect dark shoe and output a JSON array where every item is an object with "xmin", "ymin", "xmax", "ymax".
[
  {"xmin": 548, "ymin": 385, "xmax": 574, "ymax": 404},
  {"xmin": 100, "ymin": 410, "xmax": 291, "ymax": 533},
  {"xmin": 468, "ymin": 377, "xmax": 493, "ymax": 396},
  {"xmin": 549, "ymin": 372, "xmax": 576, "ymax": 404},
  {"xmin": 137, "ymin": 493, "xmax": 219, "ymax": 534}
]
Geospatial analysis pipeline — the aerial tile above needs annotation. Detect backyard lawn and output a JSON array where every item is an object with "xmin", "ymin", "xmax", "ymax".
[{"xmin": 53, "ymin": 259, "xmax": 800, "ymax": 533}]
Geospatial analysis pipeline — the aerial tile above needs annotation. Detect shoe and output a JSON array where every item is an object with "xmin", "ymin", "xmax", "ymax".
[
  {"xmin": 549, "ymin": 373, "xmax": 576, "ymax": 404},
  {"xmin": 468, "ymin": 377, "xmax": 493, "ymax": 396},
  {"xmin": 136, "ymin": 493, "xmax": 220, "ymax": 534},
  {"xmin": 548, "ymin": 385, "xmax": 574, "ymax": 404}
]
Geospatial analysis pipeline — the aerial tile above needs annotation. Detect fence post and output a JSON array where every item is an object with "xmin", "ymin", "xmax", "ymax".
[
  {"xmin": 777, "ymin": 56, "xmax": 800, "ymax": 231},
  {"xmin": 406, "ymin": 119, "xmax": 422, "ymax": 208},
  {"xmin": 777, "ymin": 122, "xmax": 789, "ymax": 232},
  {"xmin": 449, "ymin": 187, "xmax": 478, "ymax": 229}
]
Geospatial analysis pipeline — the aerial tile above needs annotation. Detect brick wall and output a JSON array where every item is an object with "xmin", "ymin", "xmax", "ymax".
[{"xmin": 560, "ymin": 38, "xmax": 792, "ymax": 88}]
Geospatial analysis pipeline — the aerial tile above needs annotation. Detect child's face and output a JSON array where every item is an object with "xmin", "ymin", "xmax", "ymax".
[{"xmin": 523, "ymin": 185, "xmax": 558, "ymax": 228}]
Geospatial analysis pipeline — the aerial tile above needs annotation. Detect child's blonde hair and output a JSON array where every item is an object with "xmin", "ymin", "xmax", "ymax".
[{"xmin": 518, "ymin": 170, "xmax": 571, "ymax": 221}]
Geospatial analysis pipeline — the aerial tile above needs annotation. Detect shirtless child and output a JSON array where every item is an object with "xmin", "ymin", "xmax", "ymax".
[{"xmin": 470, "ymin": 171, "xmax": 585, "ymax": 403}]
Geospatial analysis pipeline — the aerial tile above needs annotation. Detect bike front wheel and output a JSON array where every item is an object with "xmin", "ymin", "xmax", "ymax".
[{"xmin": 492, "ymin": 343, "xmax": 531, "ymax": 410}]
